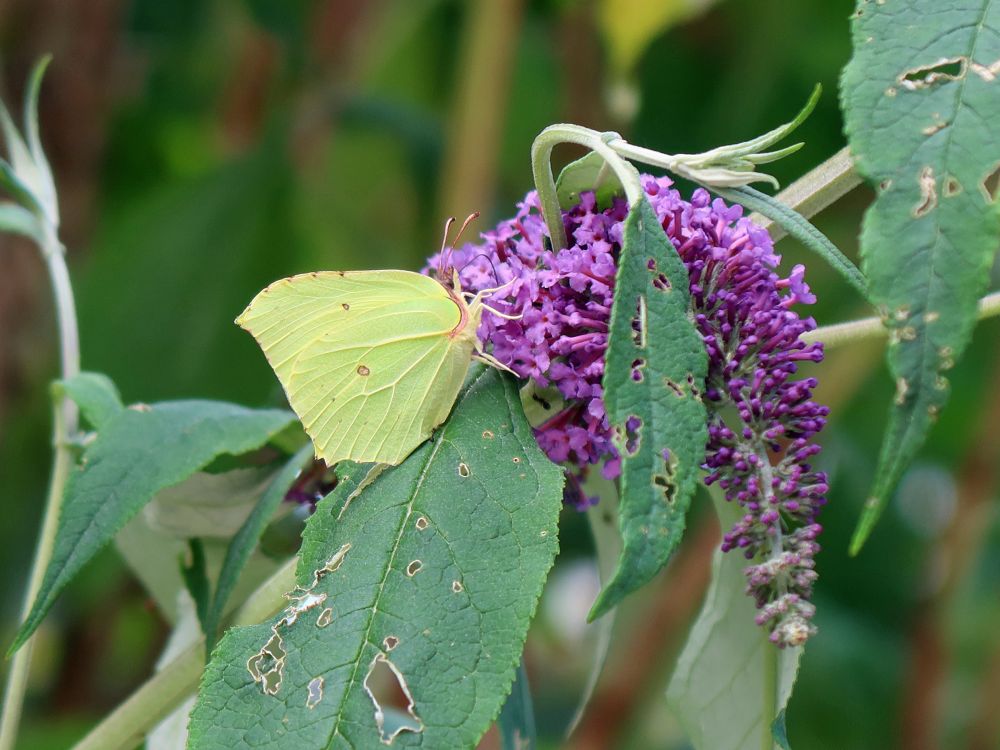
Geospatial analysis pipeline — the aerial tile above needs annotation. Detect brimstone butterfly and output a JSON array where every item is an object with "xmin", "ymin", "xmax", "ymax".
[{"xmin": 236, "ymin": 215, "xmax": 514, "ymax": 466}]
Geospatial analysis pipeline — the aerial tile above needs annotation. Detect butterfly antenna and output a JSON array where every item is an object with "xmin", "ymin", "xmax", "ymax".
[
  {"xmin": 458, "ymin": 252, "xmax": 502, "ymax": 285},
  {"xmin": 438, "ymin": 216, "xmax": 457, "ymax": 281},
  {"xmin": 453, "ymin": 211, "xmax": 480, "ymax": 247}
]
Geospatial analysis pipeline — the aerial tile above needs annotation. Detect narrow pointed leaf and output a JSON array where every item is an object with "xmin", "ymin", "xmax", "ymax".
[
  {"xmin": 667, "ymin": 494, "xmax": 801, "ymax": 750},
  {"xmin": 498, "ymin": 660, "xmax": 537, "ymax": 750},
  {"xmin": 716, "ymin": 185, "xmax": 869, "ymax": 300},
  {"xmin": 590, "ymin": 196, "xmax": 708, "ymax": 619},
  {"xmin": 22, "ymin": 54, "xmax": 57, "ymax": 225},
  {"xmin": 0, "ymin": 202, "xmax": 42, "ymax": 244},
  {"xmin": 8, "ymin": 400, "xmax": 294, "ymax": 655},
  {"xmin": 203, "ymin": 444, "xmax": 315, "ymax": 649},
  {"xmin": 188, "ymin": 368, "xmax": 563, "ymax": 749},
  {"xmin": 841, "ymin": 0, "xmax": 1000, "ymax": 552}
]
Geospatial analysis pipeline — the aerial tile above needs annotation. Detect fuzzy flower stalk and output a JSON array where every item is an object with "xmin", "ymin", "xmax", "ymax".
[{"xmin": 425, "ymin": 175, "xmax": 828, "ymax": 646}]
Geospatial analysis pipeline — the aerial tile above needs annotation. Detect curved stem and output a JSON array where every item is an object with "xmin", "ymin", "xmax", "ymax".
[
  {"xmin": 531, "ymin": 124, "xmax": 643, "ymax": 251},
  {"xmin": 805, "ymin": 290, "xmax": 1000, "ymax": 350},
  {"xmin": 0, "ymin": 227, "xmax": 80, "ymax": 750}
]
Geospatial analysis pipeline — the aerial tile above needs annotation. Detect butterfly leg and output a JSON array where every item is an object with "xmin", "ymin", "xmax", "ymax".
[{"xmin": 472, "ymin": 340, "xmax": 519, "ymax": 376}]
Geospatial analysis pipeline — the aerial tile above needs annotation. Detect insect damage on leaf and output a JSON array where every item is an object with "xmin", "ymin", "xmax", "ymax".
[
  {"xmin": 364, "ymin": 653, "xmax": 424, "ymax": 744},
  {"xmin": 246, "ymin": 543, "xmax": 351, "ymax": 695}
]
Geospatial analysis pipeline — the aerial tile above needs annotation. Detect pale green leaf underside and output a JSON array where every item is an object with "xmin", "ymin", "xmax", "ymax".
[
  {"xmin": 9, "ymin": 396, "xmax": 294, "ymax": 655},
  {"xmin": 189, "ymin": 368, "xmax": 563, "ymax": 750},
  {"xmin": 841, "ymin": 0, "xmax": 1000, "ymax": 551},
  {"xmin": 238, "ymin": 270, "xmax": 478, "ymax": 466},
  {"xmin": 556, "ymin": 151, "xmax": 624, "ymax": 210},
  {"xmin": 667, "ymin": 495, "xmax": 801, "ymax": 750},
  {"xmin": 590, "ymin": 196, "xmax": 708, "ymax": 619}
]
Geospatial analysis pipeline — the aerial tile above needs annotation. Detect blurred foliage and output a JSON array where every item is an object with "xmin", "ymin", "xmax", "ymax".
[{"xmin": 1, "ymin": 0, "xmax": 998, "ymax": 748}]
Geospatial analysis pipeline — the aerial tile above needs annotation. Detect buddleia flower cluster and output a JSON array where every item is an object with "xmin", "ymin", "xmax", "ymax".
[{"xmin": 425, "ymin": 174, "xmax": 828, "ymax": 646}]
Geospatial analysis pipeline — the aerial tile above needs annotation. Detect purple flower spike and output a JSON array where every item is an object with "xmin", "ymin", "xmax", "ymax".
[{"xmin": 425, "ymin": 175, "xmax": 828, "ymax": 646}]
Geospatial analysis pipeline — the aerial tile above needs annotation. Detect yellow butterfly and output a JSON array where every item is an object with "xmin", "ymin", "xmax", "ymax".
[{"xmin": 237, "ymin": 215, "xmax": 515, "ymax": 466}]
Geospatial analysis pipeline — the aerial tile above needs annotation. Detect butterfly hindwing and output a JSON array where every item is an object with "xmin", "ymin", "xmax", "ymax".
[{"xmin": 237, "ymin": 270, "xmax": 476, "ymax": 465}]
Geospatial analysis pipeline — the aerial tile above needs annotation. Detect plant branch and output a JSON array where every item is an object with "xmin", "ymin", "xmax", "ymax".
[
  {"xmin": 531, "ymin": 124, "xmax": 643, "ymax": 251},
  {"xmin": 70, "ymin": 558, "xmax": 297, "ymax": 750},
  {"xmin": 804, "ymin": 290, "xmax": 1000, "ymax": 350},
  {"xmin": 0, "ymin": 225, "xmax": 80, "ymax": 750},
  {"xmin": 750, "ymin": 147, "xmax": 860, "ymax": 242}
]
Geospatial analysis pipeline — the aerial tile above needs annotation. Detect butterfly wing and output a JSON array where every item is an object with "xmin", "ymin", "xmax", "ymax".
[{"xmin": 237, "ymin": 270, "xmax": 476, "ymax": 465}]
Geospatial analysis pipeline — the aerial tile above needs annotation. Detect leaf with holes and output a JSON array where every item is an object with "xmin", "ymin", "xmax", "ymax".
[
  {"xmin": 667, "ymin": 493, "xmax": 801, "ymax": 750},
  {"xmin": 841, "ymin": 0, "xmax": 1000, "ymax": 552},
  {"xmin": 188, "ymin": 367, "xmax": 563, "ymax": 749},
  {"xmin": 589, "ymin": 196, "xmax": 708, "ymax": 619},
  {"xmin": 7, "ymin": 386, "xmax": 294, "ymax": 656}
]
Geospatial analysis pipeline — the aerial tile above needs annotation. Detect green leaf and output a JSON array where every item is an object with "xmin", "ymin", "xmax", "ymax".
[
  {"xmin": 181, "ymin": 538, "xmax": 212, "ymax": 631},
  {"xmin": 0, "ymin": 56, "xmax": 56, "ymax": 225},
  {"xmin": 497, "ymin": 660, "xmax": 536, "ymax": 750},
  {"xmin": 188, "ymin": 368, "xmax": 563, "ymax": 749},
  {"xmin": 143, "ymin": 467, "xmax": 275, "ymax": 539},
  {"xmin": 589, "ymin": 196, "xmax": 708, "ymax": 619},
  {"xmin": 8, "ymin": 400, "xmax": 294, "ymax": 655},
  {"xmin": 667, "ymin": 493, "xmax": 801, "ymax": 750},
  {"xmin": 203, "ymin": 444, "xmax": 314, "ymax": 650},
  {"xmin": 21, "ymin": 55, "xmax": 57, "ymax": 225},
  {"xmin": 56, "ymin": 371, "xmax": 123, "ymax": 429},
  {"xmin": 0, "ymin": 202, "xmax": 42, "ymax": 244},
  {"xmin": 556, "ymin": 152, "xmax": 624, "ymax": 211},
  {"xmin": 715, "ymin": 185, "xmax": 869, "ymax": 301},
  {"xmin": 841, "ymin": 0, "xmax": 1000, "ymax": 552}
]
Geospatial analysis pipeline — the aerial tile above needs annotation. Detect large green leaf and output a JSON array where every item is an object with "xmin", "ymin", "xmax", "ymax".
[
  {"xmin": 8, "ymin": 385, "xmax": 294, "ymax": 655},
  {"xmin": 841, "ymin": 0, "xmax": 1000, "ymax": 552},
  {"xmin": 188, "ymin": 368, "xmax": 563, "ymax": 749},
  {"xmin": 590, "ymin": 196, "xmax": 708, "ymax": 619},
  {"xmin": 667, "ymin": 494, "xmax": 801, "ymax": 750}
]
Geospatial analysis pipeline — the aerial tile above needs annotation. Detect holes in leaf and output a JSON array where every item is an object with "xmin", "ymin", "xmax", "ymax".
[
  {"xmin": 913, "ymin": 166, "xmax": 938, "ymax": 217},
  {"xmin": 383, "ymin": 635, "xmax": 399, "ymax": 651},
  {"xmin": 482, "ymin": 429, "xmax": 494, "ymax": 439},
  {"xmin": 981, "ymin": 163, "xmax": 1000, "ymax": 204},
  {"xmin": 452, "ymin": 580, "xmax": 464, "ymax": 593},
  {"xmin": 631, "ymin": 296, "xmax": 647, "ymax": 348},
  {"xmin": 415, "ymin": 516, "xmax": 429, "ymax": 531},
  {"xmin": 652, "ymin": 273, "xmax": 671, "ymax": 291},
  {"xmin": 624, "ymin": 416, "xmax": 642, "ymax": 456},
  {"xmin": 512, "ymin": 456, "xmax": 521, "ymax": 464},
  {"xmin": 898, "ymin": 57, "xmax": 967, "ymax": 90},
  {"xmin": 306, "ymin": 676, "xmax": 324, "ymax": 709},
  {"xmin": 406, "ymin": 560, "xmax": 423, "ymax": 577},
  {"xmin": 943, "ymin": 176, "xmax": 962, "ymax": 197},
  {"xmin": 664, "ymin": 378, "xmax": 684, "ymax": 398},
  {"xmin": 457, "ymin": 462, "xmax": 471, "ymax": 478},
  {"xmin": 653, "ymin": 451, "xmax": 679, "ymax": 504},
  {"xmin": 631, "ymin": 358, "xmax": 646, "ymax": 382},
  {"xmin": 363, "ymin": 654, "xmax": 424, "ymax": 744},
  {"xmin": 316, "ymin": 608, "xmax": 333, "ymax": 628},
  {"xmin": 247, "ymin": 633, "xmax": 286, "ymax": 695}
]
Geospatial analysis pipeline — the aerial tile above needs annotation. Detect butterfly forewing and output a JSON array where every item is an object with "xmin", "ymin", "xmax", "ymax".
[{"xmin": 237, "ymin": 270, "xmax": 476, "ymax": 465}]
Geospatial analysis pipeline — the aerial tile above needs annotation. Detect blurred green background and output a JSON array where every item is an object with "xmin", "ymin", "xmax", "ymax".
[{"xmin": 1, "ymin": 1, "xmax": 998, "ymax": 748}]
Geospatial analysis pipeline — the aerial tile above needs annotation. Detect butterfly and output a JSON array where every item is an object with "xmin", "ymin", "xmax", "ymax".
[{"xmin": 236, "ymin": 214, "xmax": 516, "ymax": 466}]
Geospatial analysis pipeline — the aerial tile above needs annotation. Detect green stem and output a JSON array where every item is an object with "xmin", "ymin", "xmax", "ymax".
[
  {"xmin": 0, "ymin": 225, "xmax": 79, "ymax": 750},
  {"xmin": 70, "ymin": 558, "xmax": 298, "ymax": 750},
  {"xmin": 531, "ymin": 124, "xmax": 643, "ymax": 251},
  {"xmin": 752, "ymin": 147, "xmax": 860, "ymax": 243},
  {"xmin": 806, "ymin": 290, "xmax": 1000, "ymax": 350}
]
